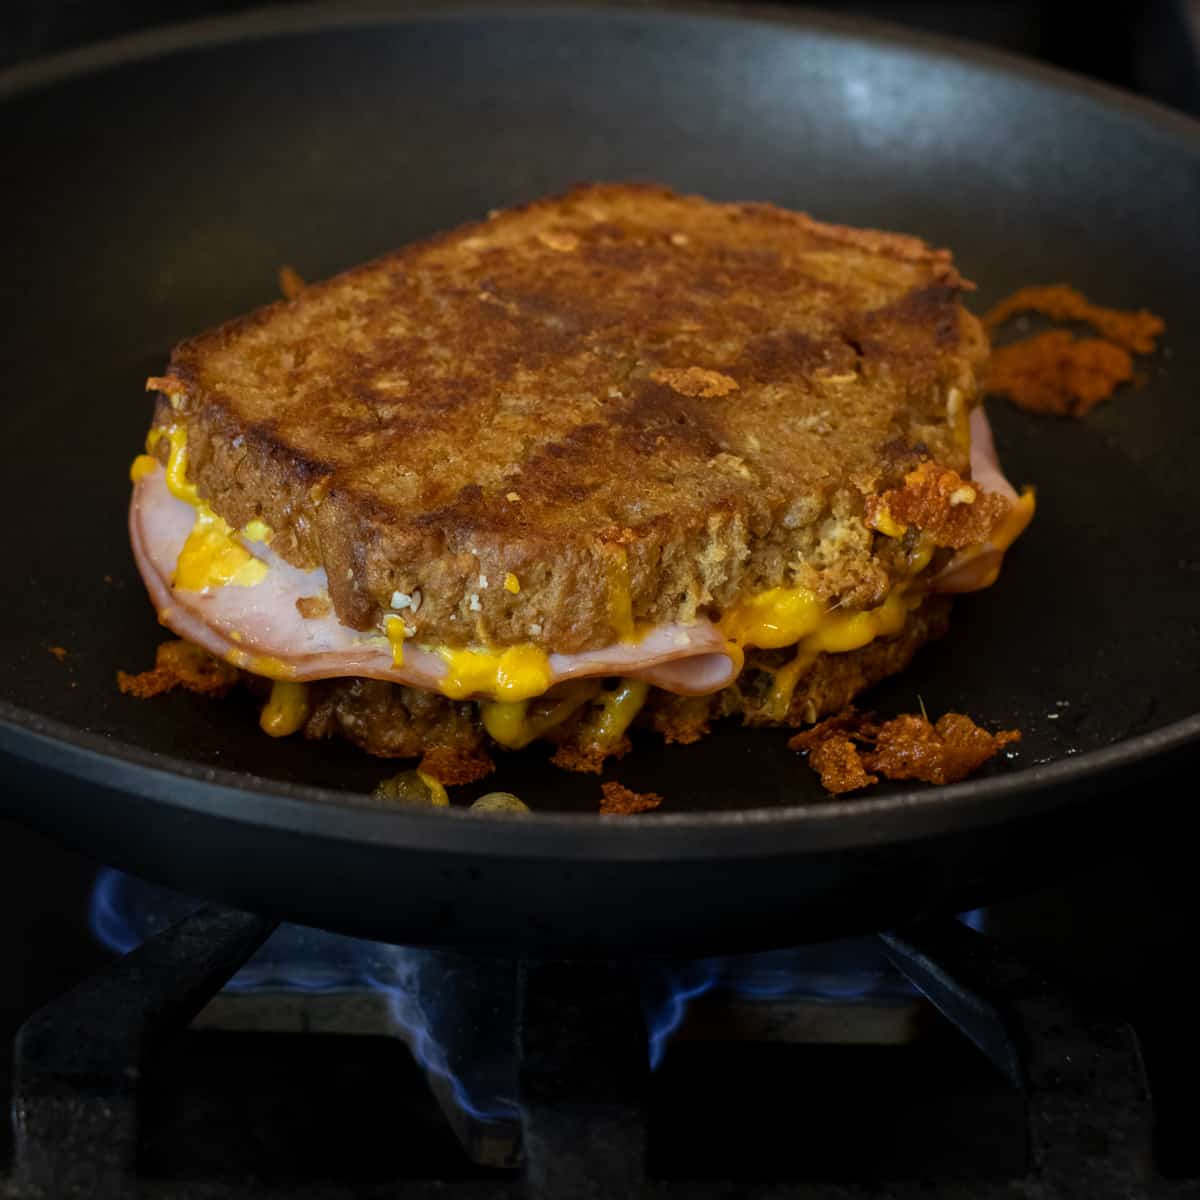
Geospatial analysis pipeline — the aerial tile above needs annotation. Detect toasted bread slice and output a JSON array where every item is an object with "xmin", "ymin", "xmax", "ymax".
[{"xmin": 149, "ymin": 183, "xmax": 985, "ymax": 653}]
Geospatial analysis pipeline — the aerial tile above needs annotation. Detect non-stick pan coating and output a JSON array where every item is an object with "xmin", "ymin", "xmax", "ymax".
[{"xmin": 1, "ymin": 5, "xmax": 1198, "ymax": 953}]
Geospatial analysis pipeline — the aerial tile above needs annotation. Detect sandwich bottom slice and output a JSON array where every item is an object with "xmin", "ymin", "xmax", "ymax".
[{"xmin": 124, "ymin": 184, "xmax": 1034, "ymax": 777}]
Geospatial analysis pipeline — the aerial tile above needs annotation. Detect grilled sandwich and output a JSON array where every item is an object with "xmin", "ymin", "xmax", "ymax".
[{"xmin": 128, "ymin": 184, "xmax": 1033, "ymax": 771}]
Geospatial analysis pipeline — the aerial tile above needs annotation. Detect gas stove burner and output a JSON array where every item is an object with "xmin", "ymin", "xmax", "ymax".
[{"xmin": 5, "ymin": 890, "xmax": 1180, "ymax": 1199}]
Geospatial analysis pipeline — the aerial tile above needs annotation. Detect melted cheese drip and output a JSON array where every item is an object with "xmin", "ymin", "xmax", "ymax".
[
  {"xmin": 481, "ymin": 680, "xmax": 601, "ymax": 749},
  {"xmin": 604, "ymin": 545, "xmax": 635, "ymax": 642},
  {"xmin": 385, "ymin": 615, "xmax": 408, "ymax": 666},
  {"xmin": 764, "ymin": 649, "xmax": 816, "ymax": 722},
  {"xmin": 579, "ymin": 679, "xmax": 650, "ymax": 748},
  {"xmin": 720, "ymin": 587, "xmax": 825, "ymax": 650},
  {"xmin": 437, "ymin": 644, "xmax": 554, "ymax": 702},
  {"xmin": 142, "ymin": 427, "xmax": 267, "ymax": 592},
  {"xmin": 416, "ymin": 771, "xmax": 450, "ymax": 805},
  {"xmin": 260, "ymin": 680, "xmax": 310, "ymax": 737}
]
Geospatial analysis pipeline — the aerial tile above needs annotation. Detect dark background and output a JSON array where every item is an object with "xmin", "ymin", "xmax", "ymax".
[{"xmin": 0, "ymin": 0, "xmax": 1198, "ymax": 1175}]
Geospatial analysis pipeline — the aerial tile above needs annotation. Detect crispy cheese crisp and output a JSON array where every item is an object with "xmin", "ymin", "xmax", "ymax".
[
  {"xmin": 867, "ymin": 462, "xmax": 1010, "ymax": 549},
  {"xmin": 118, "ymin": 639, "xmax": 239, "ymax": 699},
  {"xmin": 790, "ymin": 707, "xmax": 1020, "ymax": 794},
  {"xmin": 417, "ymin": 745, "xmax": 495, "ymax": 786}
]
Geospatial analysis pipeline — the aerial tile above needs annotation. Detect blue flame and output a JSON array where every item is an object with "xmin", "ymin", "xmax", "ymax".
[
  {"xmin": 90, "ymin": 869, "xmax": 991, "ymax": 1104},
  {"xmin": 960, "ymin": 908, "xmax": 987, "ymax": 933},
  {"xmin": 88, "ymin": 869, "xmax": 519, "ymax": 1124}
]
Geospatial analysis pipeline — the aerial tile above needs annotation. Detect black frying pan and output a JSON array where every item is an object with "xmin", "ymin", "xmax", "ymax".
[{"xmin": 2, "ymin": 3, "xmax": 1198, "ymax": 957}]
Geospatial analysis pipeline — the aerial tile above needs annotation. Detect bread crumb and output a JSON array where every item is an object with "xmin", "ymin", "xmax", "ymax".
[
  {"xmin": 278, "ymin": 264, "xmax": 306, "ymax": 300},
  {"xmin": 505, "ymin": 491, "xmax": 521, "ymax": 502},
  {"xmin": 504, "ymin": 572, "xmax": 521, "ymax": 594},
  {"xmin": 295, "ymin": 595, "xmax": 332, "ymax": 620},
  {"xmin": 650, "ymin": 366, "xmax": 739, "ymax": 398},
  {"xmin": 390, "ymin": 589, "xmax": 422, "ymax": 612},
  {"xmin": 537, "ymin": 230, "xmax": 580, "ymax": 252},
  {"xmin": 600, "ymin": 781, "xmax": 664, "ymax": 815}
]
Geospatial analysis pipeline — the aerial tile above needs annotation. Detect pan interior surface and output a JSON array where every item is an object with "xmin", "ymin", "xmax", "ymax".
[{"xmin": 1, "ymin": 6, "xmax": 1198, "ymax": 817}]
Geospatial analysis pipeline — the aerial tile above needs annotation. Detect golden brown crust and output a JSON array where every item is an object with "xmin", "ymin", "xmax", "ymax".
[{"xmin": 150, "ymin": 183, "xmax": 986, "ymax": 651}]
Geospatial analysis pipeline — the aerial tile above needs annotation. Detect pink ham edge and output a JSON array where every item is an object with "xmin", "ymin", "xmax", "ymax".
[
  {"xmin": 129, "ymin": 468, "xmax": 739, "ymax": 696},
  {"xmin": 928, "ymin": 405, "xmax": 1032, "ymax": 594},
  {"xmin": 128, "ymin": 403, "xmax": 1024, "ymax": 699}
]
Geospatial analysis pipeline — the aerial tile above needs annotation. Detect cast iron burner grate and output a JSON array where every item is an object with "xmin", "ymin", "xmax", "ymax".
[{"xmin": 3, "ymin": 910, "xmax": 1188, "ymax": 1199}]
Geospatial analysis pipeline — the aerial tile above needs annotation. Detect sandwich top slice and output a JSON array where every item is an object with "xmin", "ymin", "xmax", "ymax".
[{"xmin": 127, "ymin": 184, "xmax": 1033, "ymax": 768}]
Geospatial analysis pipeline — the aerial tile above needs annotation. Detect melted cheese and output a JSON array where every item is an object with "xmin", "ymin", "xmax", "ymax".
[
  {"xmin": 260, "ymin": 680, "xmax": 310, "ymax": 737},
  {"xmin": 720, "ymin": 581, "xmax": 919, "ymax": 701},
  {"xmin": 481, "ymin": 680, "xmax": 601, "ymax": 749},
  {"xmin": 130, "ymin": 454, "xmax": 158, "ymax": 483},
  {"xmin": 806, "ymin": 588, "xmax": 913, "ymax": 654},
  {"xmin": 385, "ymin": 615, "xmax": 407, "ymax": 666},
  {"xmin": 579, "ymin": 679, "xmax": 650, "ymax": 747},
  {"xmin": 720, "ymin": 587, "xmax": 825, "ymax": 650},
  {"xmin": 416, "ymin": 771, "xmax": 450, "ymax": 805},
  {"xmin": 437, "ymin": 643, "xmax": 554, "ymax": 702},
  {"xmin": 764, "ymin": 649, "xmax": 816, "ymax": 722},
  {"xmin": 141, "ymin": 427, "xmax": 267, "ymax": 592},
  {"xmin": 604, "ymin": 545, "xmax": 635, "ymax": 642}
]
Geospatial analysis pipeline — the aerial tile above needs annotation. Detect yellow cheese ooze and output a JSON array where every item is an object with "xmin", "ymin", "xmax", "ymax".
[
  {"xmin": 438, "ymin": 644, "xmax": 554, "ymax": 702},
  {"xmin": 720, "ymin": 586, "xmax": 825, "ymax": 650},
  {"xmin": 480, "ymin": 680, "xmax": 600, "ymax": 749},
  {"xmin": 140, "ymin": 426, "xmax": 267, "ymax": 592},
  {"xmin": 584, "ymin": 679, "xmax": 649, "ymax": 747},
  {"xmin": 260, "ymin": 680, "xmax": 310, "ymax": 737}
]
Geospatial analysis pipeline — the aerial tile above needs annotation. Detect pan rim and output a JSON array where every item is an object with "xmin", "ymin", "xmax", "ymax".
[
  {"xmin": 2, "ymin": 0, "xmax": 1199, "ymax": 146},
  {"xmin": 2, "ymin": 0, "xmax": 1197, "ymax": 857},
  {"xmin": 3, "ymin": 702, "xmax": 1196, "ymax": 860}
]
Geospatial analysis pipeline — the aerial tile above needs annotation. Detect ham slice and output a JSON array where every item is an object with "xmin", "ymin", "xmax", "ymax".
[
  {"xmin": 129, "ymin": 468, "xmax": 739, "ymax": 696},
  {"xmin": 128, "ymin": 405, "xmax": 1024, "ymax": 699}
]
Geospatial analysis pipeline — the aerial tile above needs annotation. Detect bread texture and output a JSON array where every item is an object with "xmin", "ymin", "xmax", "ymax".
[{"xmin": 149, "ymin": 183, "xmax": 985, "ymax": 653}]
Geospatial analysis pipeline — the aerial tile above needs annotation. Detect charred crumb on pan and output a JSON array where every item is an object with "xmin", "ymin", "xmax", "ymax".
[{"xmin": 599, "ymin": 781, "xmax": 663, "ymax": 814}]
